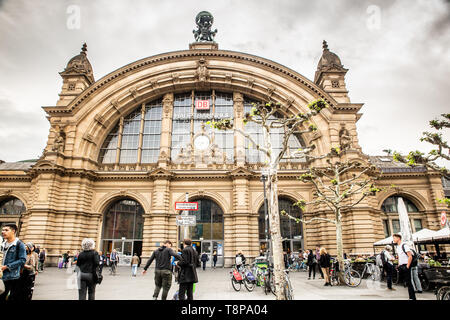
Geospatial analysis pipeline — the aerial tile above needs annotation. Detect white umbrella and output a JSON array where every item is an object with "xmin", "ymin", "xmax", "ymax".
[
  {"xmin": 374, "ymin": 235, "xmax": 394, "ymax": 246},
  {"xmin": 397, "ymin": 197, "xmax": 413, "ymax": 242},
  {"xmin": 420, "ymin": 227, "xmax": 450, "ymax": 242},
  {"xmin": 412, "ymin": 228, "xmax": 438, "ymax": 241}
]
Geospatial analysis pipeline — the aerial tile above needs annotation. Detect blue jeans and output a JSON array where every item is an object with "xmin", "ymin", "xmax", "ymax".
[{"xmin": 132, "ymin": 264, "xmax": 138, "ymax": 276}]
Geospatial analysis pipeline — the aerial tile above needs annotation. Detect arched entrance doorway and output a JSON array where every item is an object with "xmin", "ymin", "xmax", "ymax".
[
  {"xmin": 258, "ymin": 197, "xmax": 303, "ymax": 254},
  {"xmin": 101, "ymin": 199, "xmax": 144, "ymax": 265},
  {"xmin": 0, "ymin": 197, "xmax": 26, "ymax": 235},
  {"xmin": 181, "ymin": 198, "xmax": 224, "ymax": 267}
]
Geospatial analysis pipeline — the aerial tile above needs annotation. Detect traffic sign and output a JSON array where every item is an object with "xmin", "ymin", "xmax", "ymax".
[
  {"xmin": 176, "ymin": 215, "xmax": 197, "ymax": 226},
  {"xmin": 441, "ymin": 211, "xmax": 447, "ymax": 226},
  {"xmin": 175, "ymin": 202, "xmax": 198, "ymax": 211}
]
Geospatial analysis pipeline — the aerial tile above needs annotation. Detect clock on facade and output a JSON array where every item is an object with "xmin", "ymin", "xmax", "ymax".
[{"xmin": 194, "ymin": 134, "xmax": 210, "ymax": 150}]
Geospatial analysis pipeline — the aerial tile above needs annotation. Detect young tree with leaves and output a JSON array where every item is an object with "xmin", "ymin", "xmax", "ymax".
[
  {"xmin": 393, "ymin": 113, "xmax": 449, "ymax": 206},
  {"xmin": 280, "ymin": 146, "xmax": 382, "ymax": 283},
  {"xmin": 208, "ymin": 98, "xmax": 327, "ymax": 299}
]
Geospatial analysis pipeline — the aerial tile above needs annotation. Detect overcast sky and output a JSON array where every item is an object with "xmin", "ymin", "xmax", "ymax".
[{"xmin": 0, "ymin": 0, "xmax": 449, "ymax": 165}]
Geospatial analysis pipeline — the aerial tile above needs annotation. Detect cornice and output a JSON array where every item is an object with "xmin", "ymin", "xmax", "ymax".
[{"xmin": 44, "ymin": 49, "xmax": 339, "ymax": 115}]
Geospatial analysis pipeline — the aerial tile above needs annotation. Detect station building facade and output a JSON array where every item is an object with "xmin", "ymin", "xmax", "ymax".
[{"xmin": 0, "ymin": 39, "xmax": 447, "ymax": 267}]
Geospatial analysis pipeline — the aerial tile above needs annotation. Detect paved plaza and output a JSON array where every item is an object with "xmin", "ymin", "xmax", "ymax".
[{"xmin": 32, "ymin": 266, "xmax": 435, "ymax": 300}]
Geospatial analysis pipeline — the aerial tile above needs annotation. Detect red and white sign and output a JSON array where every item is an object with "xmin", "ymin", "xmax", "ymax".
[
  {"xmin": 441, "ymin": 211, "xmax": 447, "ymax": 226},
  {"xmin": 175, "ymin": 202, "xmax": 198, "ymax": 211},
  {"xmin": 195, "ymin": 100, "xmax": 210, "ymax": 110}
]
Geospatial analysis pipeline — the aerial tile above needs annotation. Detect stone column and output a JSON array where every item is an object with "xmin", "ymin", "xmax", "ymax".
[
  {"xmin": 233, "ymin": 92, "xmax": 245, "ymax": 166},
  {"xmin": 158, "ymin": 93, "xmax": 174, "ymax": 168}
]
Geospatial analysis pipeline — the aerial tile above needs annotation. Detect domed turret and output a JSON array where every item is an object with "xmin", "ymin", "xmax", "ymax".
[
  {"xmin": 60, "ymin": 43, "xmax": 94, "ymax": 84},
  {"xmin": 56, "ymin": 43, "xmax": 95, "ymax": 107},
  {"xmin": 314, "ymin": 40, "xmax": 350, "ymax": 103}
]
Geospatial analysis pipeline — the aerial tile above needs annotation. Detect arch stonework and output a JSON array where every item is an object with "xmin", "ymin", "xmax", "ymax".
[
  {"xmin": 45, "ymin": 50, "xmax": 340, "ymax": 168},
  {"xmin": 377, "ymin": 189, "xmax": 429, "ymax": 212},
  {"xmin": 173, "ymin": 190, "xmax": 230, "ymax": 215},
  {"xmin": 93, "ymin": 190, "xmax": 151, "ymax": 215}
]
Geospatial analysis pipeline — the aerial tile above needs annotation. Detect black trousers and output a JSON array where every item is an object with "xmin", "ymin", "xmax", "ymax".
[
  {"xmin": 179, "ymin": 282, "xmax": 194, "ymax": 300},
  {"xmin": 385, "ymin": 263, "xmax": 393, "ymax": 289},
  {"xmin": 399, "ymin": 265, "xmax": 416, "ymax": 300},
  {"xmin": 154, "ymin": 269, "xmax": 173, "ymax": 300},
  {"xmin": 0, "ymin": 279, "xmax": 22, "ymax": 301},
  {"xmin": 78, "ymin": 273, "xmax": 96, "ymax": 300},
  {"xmin": 202, "ymin": 261, "xmax": 206, "ymax": 270},
  {"xmin": 308, "ymin": 263, "xmax": 316, "ymax": 278}
]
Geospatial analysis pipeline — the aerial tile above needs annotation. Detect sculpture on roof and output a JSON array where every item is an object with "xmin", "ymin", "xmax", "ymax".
[{"xmin": 193, "ymin": 11, "xmax": 217, "ymax": 42}]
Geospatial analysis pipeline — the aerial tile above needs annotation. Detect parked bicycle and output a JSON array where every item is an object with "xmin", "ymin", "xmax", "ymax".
[
  {"xmin": 288, "ymin": 257, "xmax": 307, "ymax": 272},
  {"xmin": 241, "ymin": 264, "xmax": 257, "ymax": 292},
  {"xmin": 359, "ymin": 259, "xmax": 380, "ymax": 281},
  {"xmin": 230, "ymin": 264, "xmax": 244, "ymax": 291}
]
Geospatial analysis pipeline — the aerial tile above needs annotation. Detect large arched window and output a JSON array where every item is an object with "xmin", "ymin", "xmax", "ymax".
[
  {"xmin": 381, "ymin": 195, "xmax": 424, "ymax": 237},
  {"xmin": 0, "ymin": 197, "xmax": 26, "ymax": 234},
  {"xmin": 188, "ymin": 198, "xmax": 224, "ymax": 240},
  {"xmin": 244, "ymin": 98, "xmax": 306, "ymax": 163},
  {"xmin": 0, "ymin": 198, "xmax": 26, "ymax": 215},
  {"xmin": 101, "ymin": 199, "xmax": 144, "ymax": 259},
  {"xmin": 258, "ymin": 197, "xmax": 303, "ymax": 253},
  {"xmin": 171, "ymin": 90, "xmax": 234, "ymax": 163},
  {"xmin": 99, "ymin": 99, "xmax": 163, "ymax": 164}
]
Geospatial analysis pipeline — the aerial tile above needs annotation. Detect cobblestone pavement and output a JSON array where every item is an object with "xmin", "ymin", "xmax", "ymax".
[{"xmin": 32, "ymin": 266, "xmax": 435, "ymax": 300}]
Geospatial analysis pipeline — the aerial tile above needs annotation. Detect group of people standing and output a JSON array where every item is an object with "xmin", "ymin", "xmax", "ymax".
[
  {"xmin": 305, "ymin": 247, "xmax": 332, "ymax": 286},
  {"xmin": 1, "ymin": 223, "xmax": 47, "ymax": 301}
]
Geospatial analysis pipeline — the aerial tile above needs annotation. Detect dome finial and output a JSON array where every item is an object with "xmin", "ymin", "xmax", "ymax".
[
  {"xmin": 323, "ymin": 40, "xmax": 328, "ymax": 51},
  {"xmin": 81, "ymin": 43, "xmax": 87, "ymax": 55}
]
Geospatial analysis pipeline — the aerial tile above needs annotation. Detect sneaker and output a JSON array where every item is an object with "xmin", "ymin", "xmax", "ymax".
[
  {"xmin": 308, "ymin": 277, "xmax": 311, "ymax": 280},
  {"xmin": 153, "ymin": 297, "xmax": 157, "ymax": 300},
  {"xmin": 387, "ymin": 287, "xmax": 396, "ymax": 291}
]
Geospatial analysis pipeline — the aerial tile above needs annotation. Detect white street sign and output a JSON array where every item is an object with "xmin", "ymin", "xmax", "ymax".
[{"xmin": 176, "ymin": 215, "xmax": 196, "ymax": 226}]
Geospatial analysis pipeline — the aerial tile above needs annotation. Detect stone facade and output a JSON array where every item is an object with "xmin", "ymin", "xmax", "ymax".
[{"xmin": 0, "ymin": 41, "xmax": 446, "ymax": 266}]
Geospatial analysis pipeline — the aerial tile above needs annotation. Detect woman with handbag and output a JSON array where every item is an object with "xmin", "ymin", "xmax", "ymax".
[
  {"xmin": 20, "ymin": 242, "xmax": 38, "ymax": 300},
  {"xmin": 76, "ymin": 238, "xmax": 99, "ymax": 300}
]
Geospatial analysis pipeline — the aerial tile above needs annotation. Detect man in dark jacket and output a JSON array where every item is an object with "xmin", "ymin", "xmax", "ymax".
[
  {"xmin": 200, "ymin": 252, "xmax": 208, "ymax": 271},
  {"xmin": 143, "ymin": 240, "xmax": 181, "ymax": 300},
  {"xmin": 1, "ymin": 223, "xmax": 27, "ymax": 301},
  {"xmin": 178, "ymin": 238, "xmax": 200, "ymax": 300}
]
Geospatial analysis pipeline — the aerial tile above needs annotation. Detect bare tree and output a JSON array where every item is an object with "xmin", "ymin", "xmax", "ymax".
[{"xmin": 208, "ymin": 99, "xmax": 327, "ymax": 299}]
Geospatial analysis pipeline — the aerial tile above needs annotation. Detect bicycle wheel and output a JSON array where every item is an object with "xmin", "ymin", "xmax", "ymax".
[
  {"xmin": 442, "ymin": 289, "xmax": 450, "ymax": 301},
  {"xmin": 231, "ymin": 277, "xmax": 241, "ymax": 291},
  {"xmin": 344, "ymin": 269, "xmax": 361, "ymax": 287},
  {"xmin": 284, "ymin": 274, "xmax": 294, "ymax": 300},
  {"xmin": 269, "ymin": 273, "xmax": 277, "ymax": 296},
  {"xmin": 244, "ymin": 277, "xmax": 255, "ymax": 292},
  {"xmin": 331, "ymin": 272, "xmax": 340, "ymax": 286},
  {"xmin": 436, "ymin": 286, "xmax": 450, "ymax": 300}
]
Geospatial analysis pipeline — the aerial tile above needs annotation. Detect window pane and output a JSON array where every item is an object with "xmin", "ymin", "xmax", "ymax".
[
  {"xmin": 99, "ymin": 149, "xmax": 117, "ymax": 163},
  {"xmin": 141, "ymin": 149, "xmax": 159, "ymax": 163},
  {"xmin": 121, "ymin": 134, "xmax": 139, "ymax": 149},
  {"xmin": 0, "ymin": 198, "xmax": 26, "ymax": 215},
  {"xmin": 119, "ymin": 149, "xmax": 138, "ymax": 163},
  {"xmin": 383, "ymin": 220, "xmax": 390, "ymax": 237},
  {"xmin": 414, "ymin": 219, "xmax": 423, "ymax": 232},
  {"xmin": 392, "ymin": 220, "xmax": 400, "ymax": 234}
]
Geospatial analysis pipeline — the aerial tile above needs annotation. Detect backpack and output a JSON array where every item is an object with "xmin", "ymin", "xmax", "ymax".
[
  {"xmin": 376, "ymin": 253, "xmax": 384, "ymax": 267},
  {"xmin": 402, "ymin": 244, "xmax": 418, "ymax": 268}
]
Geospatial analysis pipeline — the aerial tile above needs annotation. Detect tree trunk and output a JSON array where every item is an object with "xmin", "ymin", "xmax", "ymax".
[
  {"xmin": 268, "ymin": 172, "xmax": 286, "ymax": 300},
  {"xmin": 335, "ymin": 209, "xmax": 345, "ymax": 284}
]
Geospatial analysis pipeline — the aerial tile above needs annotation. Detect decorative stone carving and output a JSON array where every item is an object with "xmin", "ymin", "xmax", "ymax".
[
  {"xmin": 51, "ymin": 125, "xmax": 66, "ymax": 153},
  {"xmin": 247, "ymin": 77, "xmax": 255, "ymax": 89},
  {"xmin": 339, "ymin": 123, "xmax": 352, "ymax": 150},
  {"xmin": 267, "ymin": 85, "xmax": 275, "ymax": 98},
  {"xmin": 171, "ymin": 73, "xmax": 180, "ymax": 85},
  {"xmin": 129, "ymin": 87, "xmax": 138, "ymax": 101},
  {"xmin": 162, "ymin": 94, "xmax": 174, "ymax": 118},
  {"xmin": 195, "ymin": 57, "xmax": 209, "ymax": 84}
]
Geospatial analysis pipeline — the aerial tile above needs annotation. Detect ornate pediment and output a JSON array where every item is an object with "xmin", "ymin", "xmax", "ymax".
[
  {"xmin": 228, "ymin": 166, "xmax": 254, "ymax": 178},
  {"xmin": 148, "ymin": 167, "xmax": 174, "ymax": 180}
]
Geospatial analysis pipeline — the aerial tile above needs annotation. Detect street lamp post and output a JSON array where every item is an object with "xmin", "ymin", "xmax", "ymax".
[{"xmin": 261, "ymin": 170, "xmax": 270, "ymax": 261}]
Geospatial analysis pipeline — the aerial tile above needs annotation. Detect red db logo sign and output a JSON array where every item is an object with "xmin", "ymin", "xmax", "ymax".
[
  {"xmin": 441, "ymin": 212, "xmax": 447, "ymax": 226},
  {"xmin": 196, "ymin": 100, "xmax": 210, "ymax": 110}
]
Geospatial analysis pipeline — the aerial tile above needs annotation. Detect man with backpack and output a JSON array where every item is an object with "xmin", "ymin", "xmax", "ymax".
[
  {"xmin": 393, "ymin": 233, "xmax": 416, "ymax": 300},
  {"xmin": 0, "ymin": 224, "xmax": 27, "ymax": 301},
  {"xmin": 407, "ymin": 241, "xmax": 422, "ymax": 293}
]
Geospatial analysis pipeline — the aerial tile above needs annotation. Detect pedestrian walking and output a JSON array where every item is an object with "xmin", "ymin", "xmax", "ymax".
[
  {"xmin": 307, "ymin": 249, "xmax": 317, "ymax": 280},
  {"xmin": 0, "ymin": 223, "xmax": 27, "ymax": 301},
  {"xmin": 393, "ymin": 233, "xmax": 416, "ymax": 300},
  {"xmin": 131, "ymin": 253, "xmax": 140, "ymax": 277},
  {"xmin": 38, "ymin": 248, "xmax": 46, "ymax": 272},
  {"xmin": 143, "ymin": 240, "xmax": 181, "ymax": 300},
  {"xmin": 212, "ymin": 250, "xmax": 218, "ymax": 269},
  {"xmin": 20, "ymin": 242, "xmax": 38, "ymax": 300},
  {"xmin": 98, "ymin": 251, "xmax": 106, "ymax": 275},
  {"xmin": 62, "ymin": 251, "xmax": 70, "ymax": 268},
  {"xmin": 109, "ymin": 249, "xmax": 119, "ymax": 275},
  {"xmin": 177, "ymin": 238, "xmax": 200, "ymax": 300},
  {"xmin": 318, "ymin": 247, "xmax": 331, "ymax": 286},
  {"xmin": 407, "ymin": 241, "xmax": 422, "ymax": 293},
  {"xmin": 315, "ymin": 246, "xmax": 324, "ymax": 279},
  {"xmin": 381, "ymin": 245, "xmax": 396, "ymax": 290},
  {"xmin": 200, "ymin": 252, "xmax": 208, "ymax": 271},
  {"xmin": 76, "ymin": 238, "xmax": 99, "ymax": 300}
]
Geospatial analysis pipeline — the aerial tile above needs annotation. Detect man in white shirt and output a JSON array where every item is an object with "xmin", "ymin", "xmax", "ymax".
[{"xmin": 393, "ymin": 233, "xmax": 416, "ymax": 300}]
